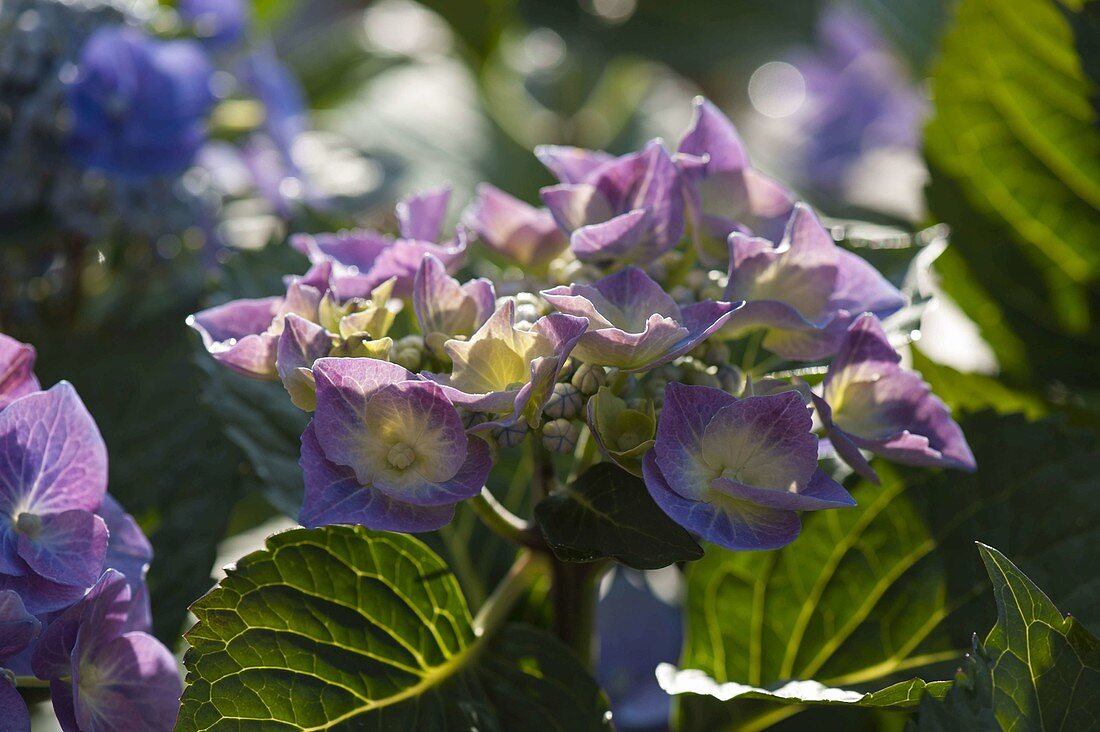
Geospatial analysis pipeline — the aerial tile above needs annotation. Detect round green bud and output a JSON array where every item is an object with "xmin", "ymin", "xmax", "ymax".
[
  {"xmin": 571, "ymin": 363, "xmax": 607, "ymax": 395},
  {"xmin": 544, "ymin": 382, "xmax": 583, "ymax": 420},
  {"xmin": 541, "ymin": 418, "xmax": 579, "ymax": 454}
]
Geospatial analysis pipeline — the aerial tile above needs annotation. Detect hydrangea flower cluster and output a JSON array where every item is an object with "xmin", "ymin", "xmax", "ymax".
[
  {"xmin": 0, "ymin": 334, "xmax": 180, "ymax": 731},
  {"xmin": 194, "ymin": 98, "xmax": 974, "ymax": 551},
  {"xmin": 0, "ymin": 0, "xmax": 346, "ymax": 244}
]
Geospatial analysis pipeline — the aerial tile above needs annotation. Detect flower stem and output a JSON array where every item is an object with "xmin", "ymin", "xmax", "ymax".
[
  {"xmin": 473, "ymin": 550, "xmax": 547, "ymax": 636},
  {"xmin": 469, "ymin": 487, "xmax": 544, "ymax": 550},
  {"xmin": 550, "ymin": 559, "xmax": 609, "ymax": 669}
]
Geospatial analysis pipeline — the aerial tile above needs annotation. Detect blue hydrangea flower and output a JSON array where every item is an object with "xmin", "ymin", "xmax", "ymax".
[{"xmin": 66, "ymin": 26, "xmax": 214, "ymax": 178}]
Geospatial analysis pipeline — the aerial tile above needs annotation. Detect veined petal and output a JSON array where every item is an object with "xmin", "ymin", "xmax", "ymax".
[
  {"xmin": 356, "ymin": 381, "xmax": 469, "ymax": 502},
  {"xmin": 653, "ymin": 383, "xmax": 736, "ymax": 500},
  {"xmin": 311, "ymin": 358, "xmax": 416, "ymax": 471},
  {"xmin": 699, "ymin": 392, "xmax": 818, "ymax": 492},
  {"xmin": 643, "ymin": 453, "xmax": 801, "ymax": 551},
  {"xmin": 414, "ymin": 254, "xmax": 495, "ymax": 340},
  {"xmin": 72, "ymin": 631, "xmax": 181, "ymax": 732},
  {"xmin": 298, "ymin": 423, "xmax": 454, "ymax": 532},
  {"xmin": 0, "ymin": 383, "xmax": 107, "ymax": 516},
  {"xmin": 541, "ymin": 183, "xmax": 615, "ymax": 233},
  {"xmin": 16, "ymin": 510, "xmax": 108, "ymax": 588}
]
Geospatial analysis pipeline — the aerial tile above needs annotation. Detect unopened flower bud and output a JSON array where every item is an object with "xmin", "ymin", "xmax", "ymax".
[
  {"xmin": 462, "ymin": 410, "xmax": 490, "ymax": 430},
  {"xmin": 541, "ymin": 418, "xmax": 579, "ymax": 454},
  {"xmin": 544, "ymin": 382, "xmax": 583, "ymax": 420},
  {"xmin": 571, "ymin": 363, "xmax": 606, "ymax": 395},
  {"xmin": 391, "ymin": 335, "xmax": 425, "ymax": 371},
  {"xmin": 492, "ymin": 420, "xmax": 529, "ymax": 449},
  {"xmin": 717, "ymin": 365, "xmax": 746, "ymax": 395}
]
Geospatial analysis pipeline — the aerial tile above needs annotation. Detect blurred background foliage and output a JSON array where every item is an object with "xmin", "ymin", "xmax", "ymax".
[{"xmin": 2, "ymin": 0, "xmax": 1099, "ymax": 728}]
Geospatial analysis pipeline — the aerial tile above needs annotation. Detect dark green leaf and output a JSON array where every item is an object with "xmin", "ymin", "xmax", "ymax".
[
  {"xmin": 178, "ymin": 525, "xmax": 611, "ymax": 731},
  {"xmin": 916, "ymin": 544, "xmax": 1100, "ymax": 731},
  {"xmin": 534, "ymin": 462, "xmax": 703, "ymax": 570},
  {"xmin": 675, "ymin": 411, "xmax": 1100, "ymax": 731},
  {"xmin": 1060, "ymin": 0, "xmax": 1100, "ymax": 119}
]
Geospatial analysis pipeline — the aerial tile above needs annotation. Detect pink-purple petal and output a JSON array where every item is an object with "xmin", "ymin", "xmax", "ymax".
[
  {"xmin": 188, "ymin": 297, "xmax": 282, "ymax": 379},
  {"xmin": 463, "ymin": 184, "xmax": 568, "ymax": 267},
  {"xmin": 0, "ymin": 335, "xmax": 39, "ymax": 411},
  {"xmin": 396, "ymin": 186, "xmax": 451, "ymax": 242},
  {"xmin": 277, "ymin": 314, "xmax": 332, "ymax": 412},
  {"xmin": 311, "ymin": 358, "xmax": 416, "ymax": 471},
  {"xmin": 0, "ymin": 382, "xmax": 107, "ymax": 516},
  {"xmin": 654, "ymin": 383, "xmax": 737, "ymax": 500},
  {"xmin": 710, "ymin": 469, "xmax": 854, "ymax": 511},
  {"xmin": 541, "ymin": 183, "xmax": 614, "ymax": 233},
  {"xmin": 535, "ymin": 144, "xmax": 616, "ymax": 184}
]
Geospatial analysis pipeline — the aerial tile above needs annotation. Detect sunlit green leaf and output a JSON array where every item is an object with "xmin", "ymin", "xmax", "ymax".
[
  {"xmin": 916, "ymin": 544, "xmax": 1100, "ymax": 730},
  {"xmin": 178, "ymin": 526, "xmax": 611, "ymax": 731}
]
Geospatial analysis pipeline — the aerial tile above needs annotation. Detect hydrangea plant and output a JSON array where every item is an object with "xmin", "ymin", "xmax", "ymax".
[
  {"xmin": 0, "ymin": 334, "xmax": 179, "ymax": 731},
  {"xmin": 185, "ymin": 97, "xmax": 980, "ymax": 729}
]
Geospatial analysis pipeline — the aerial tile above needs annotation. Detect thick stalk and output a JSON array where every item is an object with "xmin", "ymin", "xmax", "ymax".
[{"xmin": 550, "ymin": 559, "xmax": 608, "ymax": 669}]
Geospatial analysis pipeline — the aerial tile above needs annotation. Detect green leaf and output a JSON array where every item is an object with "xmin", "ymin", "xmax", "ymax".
[
  {"xmin": 916, "ymin": 545, "xmax": 1100, "ymax": 730},
  {"xmin": 534, "ymin": 462, "xmax": 703, "ymax": 570},
  {"xmin": 924, "ymin": 0, "xmax": 1100, "ymax": 389},
  {"xmin": 926, "ymin": 0, "xmax": 1100, "ymax": 283},
  {"xmin": 178, "ymin": 526, "xmax": 611, "ymax": 731},
  {"xmin": 675, "ymin": 411, "xmax": 1100, "ymax": 731},
  {"xmin": 910, "ymin": 348, "xmax": 1047, "ymax": 420}
]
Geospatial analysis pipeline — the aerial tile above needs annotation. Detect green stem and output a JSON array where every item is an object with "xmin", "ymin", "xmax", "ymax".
[
  {"xmin": 473, "ymin": 551, "xmax": 547, "ymax": 636},
  {"xmin": 550, "ymin": 559, "xmax": 610, "ymax": 669},
  {"xmin": 14, "ymin": 676, "xmax": 50, "ymax": 688},
  {"xmin": 469, "ymin": 488, "xmax": 544, "ymax": 550},
  {"xmin": 531, "ymin": 441, "xmax": 557, "ymax": 499}
]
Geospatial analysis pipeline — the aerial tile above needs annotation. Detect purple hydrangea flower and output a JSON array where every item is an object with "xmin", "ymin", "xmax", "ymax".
[
  {"xmin": 32, "ymin": 570, "xmax": 181, "ymax": 732},
  {"xmin": 188, "ymin": 280, "xmax": 323, "ymax": 380},
  {"xmin": 65, "ymin": 27, "xmax": 214, "ymax": 178},
  {"xmin": 677, "ymin": 98, "xmax": 796, "ymax": 264},
  {"xmin": 720, "ymin": 203, "xmax": 904, "ymax": 360},
  {"xmin": 541, "ymin": 266, "xmax": 739, "ymax": 372},
  {"xmin": 425, "ymin": 301, "xmax": 589, "ymax": 429},
  {"xmin": 463, "ymin": 183, "xmax": 569, "ymax": 268},
  {"xmin": 0, "ymin": 335, "xmax": 39, "ymax": 411},
  {"xmin": 811, "ymin": 313, "xmax": 975, "ymax": 483},
  {"xmin": 0, "ymin": 590, "xmax": 39, "ymax": 732},
  {"xmin": 643, "ymin": 384, "xmax": 854, "ymax": 551},
  {"xmin": 291, "ymin": 187, "xmax": 467, "ymax": 299},
  {"xmin": 785, "ymin": 6, "xmax": 926, "ymax": 197},
  {"xmin": 97, "ymin": 495, "xmax": 153, "ymax": 634},
  {"xmin": 413, "ymin": 254, "xmax": 496, "ymax": 356},
  {"xmin": 299, "ymin": 358, "xmax": 492, "ymax": 531},
  {"xmin": 179, "ymin": 0, "xmax": 250, "ymax": 49},
  {"xmin": 0, "ymin": 383, "xmax": 109, "ymax": 614},
  {"xmin": 538, "ymin": 141, "xmax": 685, "ymax": 265}
]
